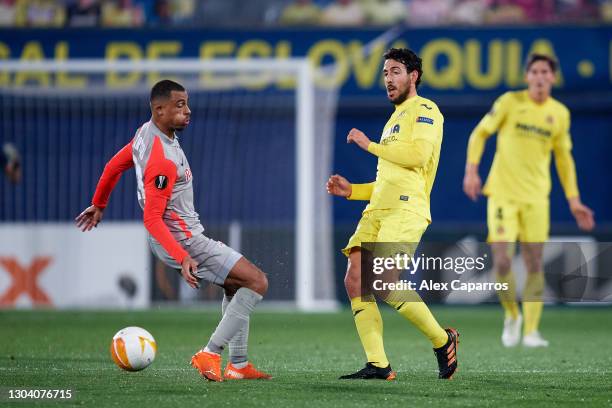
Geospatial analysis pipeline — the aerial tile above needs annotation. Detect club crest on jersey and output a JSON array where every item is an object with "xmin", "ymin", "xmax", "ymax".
[
  {"xmin": 416, "ymin": 116, "xmax": 434, "ymax": 125},
  {"xmin": 155, "ymin": 175, "xmax": 168, "ymax": 189}
]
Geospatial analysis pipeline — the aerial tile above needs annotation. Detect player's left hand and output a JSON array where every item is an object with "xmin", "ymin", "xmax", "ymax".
[
  {"xmin": 75, "ymin": 205, "xmax": 104, "ymax": 232},
  {"xmin": 181, "ymin": 255, "xmax": 200, "ymax": 289},
  {"xmin": 569, "ymin": 198, "xmax": 595, "ymax": 231},
  {"xmin": 326, "ymin": 174, "xmax": 352, "ymax": 197},
  {"xmin": 347, "ymin": 128, "xmax": 371, "ymax": 151}
]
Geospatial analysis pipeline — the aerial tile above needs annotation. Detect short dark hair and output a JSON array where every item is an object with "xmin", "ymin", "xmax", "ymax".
[
  {"xmin": 383, "ymin": 48, "xmax": 423, "ymax": 88},
  {"xmin": 150, "ymin": 79, "xmax": 185, "ymax": 102},
  {"xmin": 525, "ymin": 54, "xmax": 558, "ymax": 73}
]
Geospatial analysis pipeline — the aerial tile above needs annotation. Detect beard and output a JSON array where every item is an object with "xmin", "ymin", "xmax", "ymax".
[{"xmin": 390, "ymin": 87, "xmax": 410, "ymax": 105}]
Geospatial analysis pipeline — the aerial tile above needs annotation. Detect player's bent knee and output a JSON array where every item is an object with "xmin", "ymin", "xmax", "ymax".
[
  {"xmin": 344, "ymin": 248, "xmax": 363, "ymax": 298},
  {"xmin": 344, "ymin": 272, "xmax": 361, "ymax": 298},
  {"xmin": 226, "ymin": 258, "xmax": 268, "ymax": 295},
  {"xmin": 243, "ymin": 268, "xmax": 267, "ymax": 296},
  {"xmin": 256, "ymin": 270, "xmax": 269, "ymax": 294},
  {"xmin": 227, "ymin": 272, "xmax": 267, "ymax": 295},
  {"xmin": 343, "ymin": 273, "xmax": 356, "ymax": 289}
]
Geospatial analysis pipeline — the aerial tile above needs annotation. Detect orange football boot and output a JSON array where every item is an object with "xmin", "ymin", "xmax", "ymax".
[
  {"xmin": 191, "ymin": 351, "xmax": 223, "ymax": 382},
  {"xmin": 223, "ymin": 362, "xmax": 272, "ymax": 380}
]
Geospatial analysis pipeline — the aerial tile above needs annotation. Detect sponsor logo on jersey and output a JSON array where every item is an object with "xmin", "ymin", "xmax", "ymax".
[
  {"xmin": 399, "ymin": 195, "xmax": 409, "ymax": 201},
  {"xmin": 391, "ymin": 124, "xmax": 400, "ymax": 134},
  {"xmin": 420, "ymin": 103, "xmax": 432, "ymax": 110},
  {"xmin": 515, "ymin": 122, "xmax": 552, "ymax": 137},
  {"xmin": 155, "ymin": 175, "xmax": 168, "ymax": 189},
  {"xmin": 416, "ymin": 116, "xmax": 434, "ymax": 125}
]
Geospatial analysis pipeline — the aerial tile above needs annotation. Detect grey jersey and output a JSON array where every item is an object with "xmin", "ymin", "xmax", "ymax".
[{"xmin": 131, "ymin": 120, "xmax": 204, "ymax": 241}]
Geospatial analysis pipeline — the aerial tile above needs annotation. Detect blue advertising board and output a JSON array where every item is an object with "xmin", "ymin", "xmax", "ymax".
[{"xmin": 1, "ymin": 27, "xmax": 611, "ymax": 96}]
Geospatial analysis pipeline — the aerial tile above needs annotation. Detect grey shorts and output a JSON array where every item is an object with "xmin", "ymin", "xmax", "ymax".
[{"xmin": 148, "ymin": 233, "xmax": 242, "ymax": 286}]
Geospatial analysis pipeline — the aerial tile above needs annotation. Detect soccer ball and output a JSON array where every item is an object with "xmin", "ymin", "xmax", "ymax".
[{"xmin": 110, "ymin": 326, "xmax": 157, "ymax": 371}]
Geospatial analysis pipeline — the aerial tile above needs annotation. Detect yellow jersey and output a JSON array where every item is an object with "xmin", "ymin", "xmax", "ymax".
[
  {"xmin": 349, "ymin": 95, "xmax": 444, "ymax": 222},
  {"xmin": 467, "ymin": 90, "xmax": 579, "ymax": 203}
]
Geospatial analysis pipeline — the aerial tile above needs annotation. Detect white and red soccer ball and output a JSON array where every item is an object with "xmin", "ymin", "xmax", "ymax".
[{"xmin": 110, "ymin": 326, "xmax": 157, "ymax": 371}]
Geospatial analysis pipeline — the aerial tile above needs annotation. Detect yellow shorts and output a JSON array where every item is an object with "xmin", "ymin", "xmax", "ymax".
[
  {"xmin": 342, "ymin": 209, "xmax": 429, "ymax": 257},
  {"xmin": 487, "ymin": 196, "xmax": 549, "ymax": 243}
]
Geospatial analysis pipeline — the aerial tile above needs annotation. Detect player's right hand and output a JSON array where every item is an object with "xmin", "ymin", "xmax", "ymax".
[
  {"xmin": 569, "ymin": 198, "xmax": 595, "ymax": 232},
  {"xmin": 463, "ymin": 167, "xmax": 482, "ymax": 202},
  {"xmin": 181, "ymin": 256, "xmax": 200, "ymax": 289},
  {"xmin": 75, "ymin": 205, "xmax": 104, "ymax": 232},
  {"xmin": 326, "ymin": 174, "xmax": 352, "ymax": 197}
]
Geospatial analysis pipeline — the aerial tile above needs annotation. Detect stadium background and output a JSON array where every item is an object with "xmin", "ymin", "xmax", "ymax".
[{"xmin": 1, "ymin": 2, "xmax": 612, "ymax": 407}]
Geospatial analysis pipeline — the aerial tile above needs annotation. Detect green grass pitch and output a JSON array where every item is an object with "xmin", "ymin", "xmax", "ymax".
[{"xmin": 1, "ymin": 306, "xmax": 611, "ymax": 407}]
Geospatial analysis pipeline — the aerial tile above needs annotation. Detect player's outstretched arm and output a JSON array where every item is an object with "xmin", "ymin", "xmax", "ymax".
[
  {"xmin": 76, "ymin": 141, "xmax": 134, "ymax": 232},
  {"xmin": 91, "ymin": 142, "xmax": 135, "ymax": 209}
]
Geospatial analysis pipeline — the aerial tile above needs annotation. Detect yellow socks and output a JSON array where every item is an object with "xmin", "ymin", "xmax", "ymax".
[
  {"xmin": 385, "ymin": 291, "xmax": 448, "ymax": 349},
  {"xmin": 350, "ymin": 297, "xmax": 389, "ymax": 368},
  {"xmin": 496, "ymin": 269, "xmax": 544, "ymax": 334},
  {"xmin": 496, "ymin": 270, "xmax": 520, "ymax": 320},
  {"xmin": 522, "ymin": 272, "xmax": 544, "ymax": 335}
]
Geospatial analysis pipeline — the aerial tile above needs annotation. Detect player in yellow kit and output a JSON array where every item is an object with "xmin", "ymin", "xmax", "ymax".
[
  {"xmin": 327, "ymin": 48, "xmax": 459, "ymax": 380},
  {"xmin": 463, "ymin": 54, "xmax": 595, "ymax": 348}
]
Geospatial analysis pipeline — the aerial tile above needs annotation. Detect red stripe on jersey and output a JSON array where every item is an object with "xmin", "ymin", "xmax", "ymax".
[
  {"xmin": 143, "ymin": 136, "xmax": 189, "ymax": 265},
  {"xmin": 92, "ymin": 141, "xmax": 134, "ymax": 209},
  {"xmin": 170, "ymin": 211, "xmax": 193, "ymax": 239}
]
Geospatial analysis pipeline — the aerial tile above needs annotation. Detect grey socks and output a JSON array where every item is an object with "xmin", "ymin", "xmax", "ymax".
[
  {"xmin": 222, "ymin": 293, "xmax": 250, "ymax": 364},
  {"xmin": 206, "ymin": 287, "xmax": 261, "ymax": 357}
]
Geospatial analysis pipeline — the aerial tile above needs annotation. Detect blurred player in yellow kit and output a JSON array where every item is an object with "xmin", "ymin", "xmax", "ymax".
[
  {"xmin": 327, "ymin": 48, "xmax": 459, "ymax": 380},
  {"xmin": 463, "ymin": 54, "xmax": 595, "ymax": 348}
]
